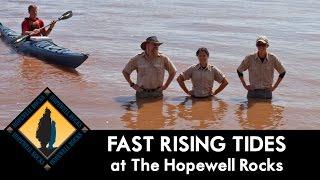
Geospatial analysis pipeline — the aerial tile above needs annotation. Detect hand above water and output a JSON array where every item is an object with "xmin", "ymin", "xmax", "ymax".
[
  {"xmin": 32, "ymin": 29, "xmax": 41, "ymax": 35},
  {"xmin": 49, "ymin": 20, "xmax": 57, "ymax": 28},
  {"xmin": 267, "ymin": 85, "xmax": 276, "ymax": 92},
  {"xmin": 132, "ymin": 84, "xmax": 143, "ymax": 92},
  {"xmin": 244, "ymin": 84, "xmax": 253, "ymax": 91},
  {"xmin": 159, "ymin": 84, "xmax": 168, "ymax": 91}
]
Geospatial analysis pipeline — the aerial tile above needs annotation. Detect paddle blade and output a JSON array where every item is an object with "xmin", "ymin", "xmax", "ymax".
[{"xmin": 58, "ymin": 11, "xmax": 73, "ymax": 20}]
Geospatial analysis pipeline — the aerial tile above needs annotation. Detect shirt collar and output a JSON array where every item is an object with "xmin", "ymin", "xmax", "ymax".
[
  {"xmin": 197, "ymin": 63, "xmax": 210, "ymax": 71},
  {"xmin": 143, "ymin": 52, "xmax": 160, "ymax": 60},
  {"xmin": 255, "ymin": 52, "xmax": 269, "ymax": 62}
]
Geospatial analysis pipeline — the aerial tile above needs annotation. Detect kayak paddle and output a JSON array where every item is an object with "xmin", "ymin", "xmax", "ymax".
[{"xmin": 13, "ymin": 10, "xmax": 73, "ymax": 44}]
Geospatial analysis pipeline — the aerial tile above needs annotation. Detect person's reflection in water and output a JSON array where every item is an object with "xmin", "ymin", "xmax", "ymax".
[
  {"xmin": 235, "ymin": 98, "xmax": 284, "ymax": 129},
  {"xmin": 121, "ymin": 97, "xmax": 176, "ymax": 129},
  {"xmin": 177, "ymin": 96, "xmax": 228, "ymax": 129}
]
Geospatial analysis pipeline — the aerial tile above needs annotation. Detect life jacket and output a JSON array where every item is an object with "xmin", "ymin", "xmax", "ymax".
[{"xmin": 21, "ymin": 17, "xmax": 44, "ymax": 36}]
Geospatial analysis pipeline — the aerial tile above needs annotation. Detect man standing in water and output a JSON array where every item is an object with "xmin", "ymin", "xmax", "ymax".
[
  {"xmin": 21, "ymin": 5, "xmax": 56, "ymax": 36},
  {"xmin": 123, "ymin": 36, "xmax": 177, "ymax": 98},
  {"xmin": 237, "ymin": 36, "xmax": 286, "ymax": 99},
  {"xmin": 177, "ymin": 47, "xmax": 228, "ymax": 98}
]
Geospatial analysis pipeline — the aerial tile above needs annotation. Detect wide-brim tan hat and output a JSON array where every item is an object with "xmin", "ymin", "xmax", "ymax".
[{"xmin": 141, "ymin": 36, "xmax": 163, "ymax": 50}]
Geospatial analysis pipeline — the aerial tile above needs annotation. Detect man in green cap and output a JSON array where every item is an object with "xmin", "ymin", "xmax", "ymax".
[
  {"xmin": 122, "ymin": 36, "xmax": 177, "ymax": 98},
  {"xmin": 237, "ymin": 36, "xmax": 286, "ymax": 99}
]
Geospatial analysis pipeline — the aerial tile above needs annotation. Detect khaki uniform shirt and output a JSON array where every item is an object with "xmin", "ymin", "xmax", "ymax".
[
  {"xmin": 237, "ymin": 52, "xmax": 285, "ymax": 89},
  {"xmin": 182, "ymin": 64, "xmax": 226, "ymax": 97},
  {"xmin": 123, "ymin": 52, "xmax": 177, "ymax": 89}
]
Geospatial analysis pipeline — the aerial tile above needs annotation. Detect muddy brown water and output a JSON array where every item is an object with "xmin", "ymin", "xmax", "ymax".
[{"xmin": 1, "ymin": 0, "xmax": 319, "ymax": 129}]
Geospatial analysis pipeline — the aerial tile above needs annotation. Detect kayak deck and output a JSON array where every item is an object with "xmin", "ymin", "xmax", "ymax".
[{"xmin": 0, "ymin": 22, "xmax": 88, "ymax": 68}]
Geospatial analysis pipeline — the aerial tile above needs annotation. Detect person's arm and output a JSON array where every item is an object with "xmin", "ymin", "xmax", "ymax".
[
  {"xmin": 237, "ymin": 56, "xmax": 252, "ymax": 91},
  {"xmin": 161, "ymin": 71, "xmax": 176, "ymax": 90},
  {"xmin": 237, "ymin": 70, "xmax": 252, "ymax": 91},
  {"xmin": 269, "ymin": 57, "xmax": 286, "ymax": 91},
  {"xmin": 122, "ymin": 58, "xmax": 142, "ymax": 91},
  {"xmin": 161, "ymin": 57, "xmax": 177, "ymax": 90},
  {"xmin": 22, "ymin": 30, "xmax": 35, "ymax": 35},
  {"xmin": 122, "ymin": 70, "xmax": 141, "ymax": 91},
  {"xmin": 213, "ymin": 78, "xmax": 228, "ymax": 95},
  {"xmin": 176, "ymin": 75, "xmax": 191, "ymax": 95},
  {"xmin": 269, "ymin": 72, "xmax": 285, "ymax": 91},
  {"xmin": 177, "ymin": 66, "xmax": 193, "ymax": 95},
  {"xmin": 42, "ymin": 20, "xmax": 57, "ymax": 36},
  {"xmin": 21, "ymin": 20, "xmax": 36, "ymax": 35},
  {"xmin": 212, "ymin": 67, "xmax": 228, "ymax": 95}
]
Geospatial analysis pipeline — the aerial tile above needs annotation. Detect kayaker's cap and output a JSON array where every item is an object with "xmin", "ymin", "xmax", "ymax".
[
  {"xmin": 256, "ymin": 35, "xmax": 269, "ymax": 45},
  {"xmin": 141, "ymin": 36, "xmax": 163, "ymax": 50}
]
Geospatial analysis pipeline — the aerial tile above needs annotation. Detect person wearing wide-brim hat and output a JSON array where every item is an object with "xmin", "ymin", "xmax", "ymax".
[
  {"xmin": 122, "ymin": 36, "xmax": 177, "ymax": 98},
  {"xmin": 237, "ymin": 36, "xmax": 286, "ymax": 99}
]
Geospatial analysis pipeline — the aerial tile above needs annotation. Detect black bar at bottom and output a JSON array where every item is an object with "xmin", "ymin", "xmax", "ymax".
[{"xmin": 0, "ymin": 130, "xmax": 319, "ymax": 177}]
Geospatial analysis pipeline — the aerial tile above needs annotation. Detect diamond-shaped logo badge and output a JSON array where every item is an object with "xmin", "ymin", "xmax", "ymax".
[{"xmin": 5, "ymin": 87, "xmax": 89, "ymax": 170}]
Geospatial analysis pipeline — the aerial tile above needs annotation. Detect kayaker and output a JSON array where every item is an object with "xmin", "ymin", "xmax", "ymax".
[
  {"xmin": 122, "ymin": 36, "xmax": 177, "ymax": 98},
  {"xmin": 237, "ymin": 36, "xmax": 286, "ymax": 99},
  {"xmin": 21, "ymin": 5, "xmax": 56, "ymax": 36},
  {"xmin": 176, "ymin": 47, "xmax": 228, "ymax": 98}
]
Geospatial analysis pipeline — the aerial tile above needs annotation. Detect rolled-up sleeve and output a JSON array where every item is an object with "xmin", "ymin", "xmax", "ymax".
[
  {"xmin": 164, "ymin": 57, "xmax": 177, "ymax": 74},
  {"xmin": 123, "ymin": 58, "xmax": 137, "ymax": 74},
  {"xmin": 274, "ymin": 56, "xmax": 286, "ymax": 74},
  {"xmin": 213, "ymin": 67, "xmax": 226, "ymax": 83},
  {"xmin": 182, "ymin": 66, "xmax": 194, "ymax": 80},
  {"xmin": 237, "ymin": 56, "xmax": 250, "ymax": 73}
]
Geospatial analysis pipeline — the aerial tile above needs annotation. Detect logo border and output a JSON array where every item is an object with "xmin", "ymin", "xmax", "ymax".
[{"xmin": 5, "ymin": 87, "xmax": 90, "ymax": 170}]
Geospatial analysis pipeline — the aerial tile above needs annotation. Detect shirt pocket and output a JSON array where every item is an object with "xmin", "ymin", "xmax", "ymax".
[
  {"xmin": 138, "ymin": 65, "xmax": 148, "ymax": 76},
  {"xmin": 153, "ymin": 63, "xmax": 162, "ymax": 70},
  {"xmin": 192, "ymin": 71, "xmax": 202, "ymax": 85},
  {"xmin": 250, "ymin": 63, "xmax": 261, "ymax": 76},
  {"xmin": 264, "ymin": 63, "xmax": 274, "ymax": 76},
  {"xmin": 153, "ymin": 63, "xmax": 164, "ymax": 76},
  {"xmin": 205, "ymin": 71, "xmax": 214, "ymax": 83}
]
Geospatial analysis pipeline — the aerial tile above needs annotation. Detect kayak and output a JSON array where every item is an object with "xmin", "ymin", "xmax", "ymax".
[{"xmin": 0, "ymin": 22, "xmax": 88, "ymax": 68}]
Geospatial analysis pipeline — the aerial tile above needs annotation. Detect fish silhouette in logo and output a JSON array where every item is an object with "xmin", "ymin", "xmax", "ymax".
[{"xmin": 36, "ymin": 108, "xmax": 56, "ymax": 156}]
